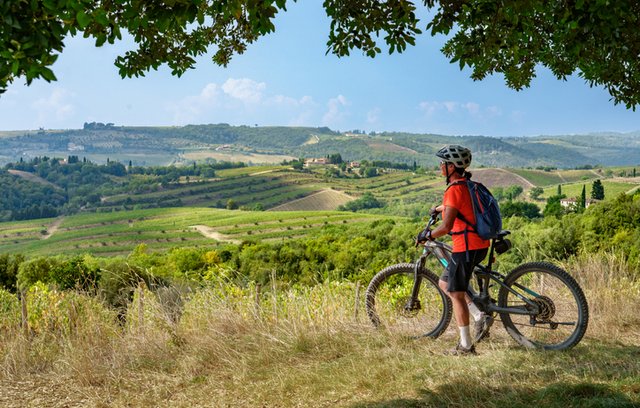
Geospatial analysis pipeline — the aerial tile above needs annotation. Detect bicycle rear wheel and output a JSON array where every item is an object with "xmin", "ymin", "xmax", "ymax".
[
  {"xmin": 498, "ymin": 262, "xmax": 589, "ymax": 350},
  {"xmin": 365, "ymin": 263, "xmax": 452, "ymax": 338}
]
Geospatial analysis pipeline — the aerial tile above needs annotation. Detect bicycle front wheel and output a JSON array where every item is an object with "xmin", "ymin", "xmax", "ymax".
[
  {"xmin": 498, "ymin": 262, "xmax": 589, "ymax": 350},
  {"xmin": 365, "ymin": 263, "xmax": 452, "ymax": 338}
]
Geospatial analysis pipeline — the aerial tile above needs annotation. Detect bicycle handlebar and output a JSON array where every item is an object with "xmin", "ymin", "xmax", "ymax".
[{"xmin": 415, "ymin": 212, "xmax": 440, "ymax": 247}]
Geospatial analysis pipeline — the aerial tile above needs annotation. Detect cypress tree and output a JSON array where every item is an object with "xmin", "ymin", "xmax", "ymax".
[{"xmin": 591, "ymin": 179, "xmax": 605, "ymax": 200}]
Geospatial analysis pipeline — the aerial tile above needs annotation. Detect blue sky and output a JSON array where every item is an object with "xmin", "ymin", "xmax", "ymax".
[{"xmin": 1, "ymin": 2, "xmax": 639, "ymax": 137}]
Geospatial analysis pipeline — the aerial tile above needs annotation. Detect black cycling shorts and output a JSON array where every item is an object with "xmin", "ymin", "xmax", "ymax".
[{"xmin": 440, "ymin": 248, "xmax": 488, "ymax": 292}]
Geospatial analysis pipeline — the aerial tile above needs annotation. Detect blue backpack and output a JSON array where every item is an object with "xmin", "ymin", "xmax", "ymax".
[{"xmin": 449, "ymin": 180, "xmax": 502, "ymax": 241}]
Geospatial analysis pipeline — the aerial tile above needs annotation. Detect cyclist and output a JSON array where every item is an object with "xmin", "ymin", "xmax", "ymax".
[{"xmin": 418, "ymin": 144, "xmax": 494, "ymax": 355}]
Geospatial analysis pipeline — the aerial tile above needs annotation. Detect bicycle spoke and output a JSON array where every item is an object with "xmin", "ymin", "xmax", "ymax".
[
  {"xmin": 366, "ymin": 264, "xmax": 452, "ymax": 339},
  {"xmin": 498, "ymin": 262, "xmax": 588, "ymax": 350}
]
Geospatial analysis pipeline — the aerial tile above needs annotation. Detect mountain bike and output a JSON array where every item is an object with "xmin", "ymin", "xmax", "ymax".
[{"xmin": 365, "ymin": 214, "xmax": 589, "ymax": 350}]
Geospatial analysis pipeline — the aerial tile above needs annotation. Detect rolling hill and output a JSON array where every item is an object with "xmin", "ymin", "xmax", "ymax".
[{"xmin": 2, "ymin": 124, "xmax": 639, "ymax": 168}]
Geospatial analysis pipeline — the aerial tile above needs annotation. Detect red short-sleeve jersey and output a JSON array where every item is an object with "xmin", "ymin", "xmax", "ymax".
[{"xmin": 442, "ymin": 182, "xmax": 490, "ymax": 253}]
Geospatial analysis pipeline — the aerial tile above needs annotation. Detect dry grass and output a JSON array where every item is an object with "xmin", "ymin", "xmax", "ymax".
[
  {"xmin": 561, "ymin": 252, "xmax": 640, "ymax": 344},
  {"xmin": 0, "ymin": 256, "xmax": 639, "ymax": 407}
]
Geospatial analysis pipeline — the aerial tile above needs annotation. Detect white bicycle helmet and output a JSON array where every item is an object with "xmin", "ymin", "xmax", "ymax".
[{"xmin": 436, "ymin": 144, "xmax": 472, "ymax": 169}]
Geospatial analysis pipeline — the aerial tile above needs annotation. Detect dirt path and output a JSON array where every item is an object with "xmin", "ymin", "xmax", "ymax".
[
  {"xmin": 249, "ymin": 169, "xmax": 277, "ymax": 176},
  {"xmin": 302, "ymin": 134, "xmax": 320, "ymax": 145},
  {"xmin": 42, "ymin": 217, "xmax": 64, "ymax": 240},
  {"xmin": 190, "ymin": 225, "xmax": 242, "ymax": 244},
  {"xmin": 625, "ymin": 185, "xmax": 640, "ymax": 194},
  {"xmin": 556, "ymin": 171, "xmax": 567, "ymax": 183}
]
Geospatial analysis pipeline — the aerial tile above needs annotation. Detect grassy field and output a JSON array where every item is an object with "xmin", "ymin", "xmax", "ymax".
[
  {"xmin": 0, "ymin": 208, "xmax": 392, "ymax": 257},
  {"xmin": 0, "ymin": 253, "xmax": 637, "ymax": 407},
  {"xmin": 542, "ymin": 180, "xmax": 639, "ymax": 200},
  {"xmin": 509, "ymin": 169, "xmax": 565, "ymax": 186},
  {"xmin": 555, "ymin": 169, "xmax": 600, "ymax": 183}
]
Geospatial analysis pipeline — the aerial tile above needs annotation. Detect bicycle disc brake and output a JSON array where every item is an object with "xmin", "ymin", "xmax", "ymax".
[{"xmin": 396, "ymin": 297, "xmax": 421, "ymax": 318}]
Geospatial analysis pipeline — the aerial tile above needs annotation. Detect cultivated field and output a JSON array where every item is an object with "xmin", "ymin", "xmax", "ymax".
[
  {"xmin": 182, "ymin": 150, "xmax": 296, "ymax": 164},
  {"xmin": 473, "ymin": 168, "xmax": 534, "ymax": 189},
  {"xmin": 508, "ymin": 168, "xmax": 565, "ymax": 186},
  {"xmin": 0, "ymin": 208, "xmax": 392, "ymax": 257},
  {"xmin": 269, "ymin": 189, "xmax": 355, "ymax": 211}
]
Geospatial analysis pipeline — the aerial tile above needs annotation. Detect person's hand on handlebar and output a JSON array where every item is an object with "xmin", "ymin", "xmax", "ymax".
[
  {"xmin": 417, "ymin": 228, "xmax": 433, "ymax": 242},
  {"xmin": 429, "ymin": 205, "xmax": 444, "ymax": 217}
]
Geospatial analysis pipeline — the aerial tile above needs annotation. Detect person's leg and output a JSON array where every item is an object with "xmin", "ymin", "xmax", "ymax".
[
  {"xmin": 440, "ymin": 254, "xmax": 474, "ymax": 353},
  {"xmin": 438, "ymin": 279, "xmax": 472, "ymax": 329},
  {"xmin": 449, "ymin": 291, "xmax": 470, "ymax": 326},
  {"xmin": 449, "ymin": 291, "xmax": 472, "ymax": 349},
  {"xmin": 467, "ymin": 248, "xmax": 493, "ymax": 342}
]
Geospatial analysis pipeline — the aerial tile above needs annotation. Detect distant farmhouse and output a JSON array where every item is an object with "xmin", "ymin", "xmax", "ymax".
[
  {"xmin": 304, "ymin": 158, "xmax": 330, "ymax": 166},
  {"xmin": 560, "ymin": 198, "xmax": 598, "ymax": 209}
]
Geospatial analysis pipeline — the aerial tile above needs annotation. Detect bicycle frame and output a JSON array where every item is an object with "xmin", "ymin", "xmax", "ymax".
[{"xmin": 411, "ymin": 217, "xmax": 543, "ymax": 319}]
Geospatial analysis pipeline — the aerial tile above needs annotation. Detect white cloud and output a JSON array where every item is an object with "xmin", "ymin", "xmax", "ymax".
[
  {"xmin": 418, "ymin": 101, "xmax": 438, "ymax": 117},
  {"xmin": 168, "ymin": 77, "xmax": 337, "ymax": 128},
  {"xmin": 168, "ymin": 83, "xmax": 221, "ymax": 124},
  {"xmin": 322, "ymin": 95, "xmax": 349, "ymax": 126},
  {"xmin": 367, "ymin": 108, "xmax": 381, "ymax": 125},
  {"xmin": 462, "ymin": 102, "xmax": 480, "ymax": 115},
  {"xmin": 443, "ymin": 101, "xmax": 457, "ymax": 113},
  {"xmin": 221, "ymin": 78, "xmax": 265, "ymax": 104},
  {"xmin": 267, "ymin": 94, "xmax": 314, "ymax": 108},
  {"xmin": 419, "ymin": 100, "xmax": 502, "ymax": 121},
  {"xmin": 200, "ymin": 83, "xmax": 220, "ymax": 101},
  {"xmin": 32, "ymin": 88, "xmax": 74, "ymax": 124}
]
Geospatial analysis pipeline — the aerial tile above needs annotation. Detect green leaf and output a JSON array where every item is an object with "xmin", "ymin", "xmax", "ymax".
[
  {"xmin": 40, "ymin": 67, "xmax": 57, "ymax": 82},
  {"xmin": 95, "ymin": 33, "xmax": 106, "ymax": 47},
  {"xmin": 11, "ymin": 60, "xmax": 20, "ymax": 75},
  {"xmin": 42, "ymin": 0, "xmax": 56, "ymax": 11},
  {"xmin": 76, "ymin": 10, "xmax": 91, "ymax": 29},
  {"xmin": 94, "ymin": 10, "xmax": 110, "ymax": 26}
]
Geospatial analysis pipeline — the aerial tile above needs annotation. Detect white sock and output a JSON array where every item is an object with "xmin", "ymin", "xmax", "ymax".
[
  {"xmin": 468, "ymin": 301, "xmax": 483, "ymax": 321},
  {"xmin": 459, "ymin": 326, "xmax": 472, "ymax": 349}
]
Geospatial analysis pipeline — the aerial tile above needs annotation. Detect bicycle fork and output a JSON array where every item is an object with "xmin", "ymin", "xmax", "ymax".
[{"xmin": 405, "ymin": 255, "xmax": 427, "ymax": 312}]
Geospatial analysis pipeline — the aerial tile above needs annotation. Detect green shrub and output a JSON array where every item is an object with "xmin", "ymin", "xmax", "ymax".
[
  {"xmin": 0, "ymin": 253, "xmax": 24, "ymax": 292},
  {"xmin": 24, "ymin": 282, "xmax": 117, "ymax": 336},
  {"xmin": 0, "ymin": 288, "xmax": 20, "ymax": 330},
  {"xmin": 17, "ymin": 256, "xmax": 99, "ymax": 292},
  {"xmin": 98, "ymin": 259, "xmax": 166, "ymax": 315}
]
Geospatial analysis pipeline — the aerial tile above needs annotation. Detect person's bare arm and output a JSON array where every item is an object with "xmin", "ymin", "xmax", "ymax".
[{"xmin": 431, "ymin": 205, "xmax": 457, "ymax": 239}]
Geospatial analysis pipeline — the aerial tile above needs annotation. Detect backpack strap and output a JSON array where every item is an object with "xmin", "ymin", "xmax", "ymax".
[
  {"xmin": 446, "ymin": 180, "xmax": 478, "ymax": 234},
  {"xmin": 445, "ymin": 179, "xmax": 477, "ymax": 261}
]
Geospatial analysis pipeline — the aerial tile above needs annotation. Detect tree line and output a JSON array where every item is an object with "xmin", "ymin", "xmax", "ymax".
[{"xmin": 1, "ymin": 157, "xmax": 246, "ymax": 221}]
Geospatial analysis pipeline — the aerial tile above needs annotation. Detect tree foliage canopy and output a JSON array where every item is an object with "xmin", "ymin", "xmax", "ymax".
[{"xmin": 2, "ymin": 0, "xmax": 639, "ymax": 106}]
